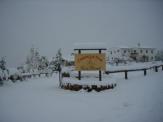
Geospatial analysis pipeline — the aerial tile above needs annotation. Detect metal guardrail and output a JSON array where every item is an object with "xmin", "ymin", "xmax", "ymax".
[
  {"xmin": 0, "ymin": 72, "xmax": 53, "ymax": 85},
  {"xmin": 21, "ymin": 72, "xmax": 52, "ymax": 80},
  {"xmin": 0, "ymin": 70, "xmax": 59, "ymax": 85},
  {"xmin": 105, "ymin": 65, "xmax": 163, "ymax": 79}
]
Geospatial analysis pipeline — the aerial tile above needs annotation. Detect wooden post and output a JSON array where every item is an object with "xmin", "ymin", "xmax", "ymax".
[
  {"xmin": 125, "ymin": 70, "xmax": 128, "ymax": 80},
  {"xmin": 155, "ymin": 66, "xmax": 158, "ymax": 72},
  {"xmin": 144, "ymin": 69, "xmax": 147, "ymax": 76},
  {"xmin": 99, "ymin": 71, "xmax": 102, "ymax": 81},
  {"xmin": 79, "ymin": 71, "xmax": 81, "ymax": 80},
  {"xmin": 162, "ymin": 65, "xmax": 163, "ymax": 71},
  {"xmin": 78, "ymin": 50, "xmax": 81, "ymax": 80},
  {"xmin": 99, "ymin": 49, "xmax": 102, "ymax": 81}
]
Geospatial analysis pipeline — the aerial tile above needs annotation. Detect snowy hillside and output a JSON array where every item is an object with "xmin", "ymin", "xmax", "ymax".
[{"xmin": 0, "ymin": 67, "xmax": 163, "ymax": 122}]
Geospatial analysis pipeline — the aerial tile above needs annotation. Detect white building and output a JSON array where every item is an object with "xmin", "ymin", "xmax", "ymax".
[{"xmin": 108, "ymin": 45, "xmax": 157, "ymax": 63}]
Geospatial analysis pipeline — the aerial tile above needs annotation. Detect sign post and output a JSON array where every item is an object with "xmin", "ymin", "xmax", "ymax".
[
  {"xmin": 78, "ymin": 50, "xmax": 81, "ymax": 80},
  {"xmin": 99, "ymin": 49, "xmax": 102, "ymax": 81}
]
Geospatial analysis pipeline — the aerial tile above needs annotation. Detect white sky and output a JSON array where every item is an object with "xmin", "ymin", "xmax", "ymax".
[{"xmin": 0, "ymin": 0, "xmax": 163, "ymax": 67}]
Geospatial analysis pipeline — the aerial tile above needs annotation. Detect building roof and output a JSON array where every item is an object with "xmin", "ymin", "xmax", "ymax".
[{"xmin": 108, "ymin": 46, "xmax": 156, "ymax": 50}]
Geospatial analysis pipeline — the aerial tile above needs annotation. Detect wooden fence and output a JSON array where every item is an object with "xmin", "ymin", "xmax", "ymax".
[{"xmin": 105, "ymin": 65, "xmax": 163, "ymax": 80}]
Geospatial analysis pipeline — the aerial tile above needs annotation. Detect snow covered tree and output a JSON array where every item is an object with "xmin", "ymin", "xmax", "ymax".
[
  {"xmin": 54, "ymin": 48, "xmax": 62, "ymax": 71},
  {"xmin": 0, "ymin": 57, "xmax": 9, "ymax": 84},
  {"xmin": 155, "ymin": 50, "xmax": 163, "ymax": 61},
  {"xmin": 54, "ymin": 48, "xmax": 62, "ymax": 87},
  {"xmin": 38, "ymin": 56, "xmax": 49, "ymax": 72},
  {"xmin": 25, "ymin": 47, "xmax": 40, "ymax": 73},
  {"xmin": 49, "ymin": 57, "xmax": 56, "ymax": 72},
  {"xmin": 33, "ymin": 49, "xmax": 40, "ymax": 70},
  {"xmin": 0, "ymin": 57, "xmax": 7, "ymax": 70}
]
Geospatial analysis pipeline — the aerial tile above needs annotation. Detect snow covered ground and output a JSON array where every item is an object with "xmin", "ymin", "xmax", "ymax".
[{"xmin": 0, "ymin": 65, "xmax": 163, "ymax": 122}]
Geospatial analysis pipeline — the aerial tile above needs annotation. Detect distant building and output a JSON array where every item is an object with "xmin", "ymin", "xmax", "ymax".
[{"xmin": 108, "ymin": 44, "xmax": 157, "ymax": 63}]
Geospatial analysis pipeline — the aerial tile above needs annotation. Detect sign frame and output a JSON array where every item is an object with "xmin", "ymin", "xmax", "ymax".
[{"xmin": 74, "ymin": 48, "xmax": 107, "ymax": 81}]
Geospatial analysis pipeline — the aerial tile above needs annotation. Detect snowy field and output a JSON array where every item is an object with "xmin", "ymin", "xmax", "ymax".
[{"xmin": 0, "ymin": 66, "xmax": 163, "ymax": 122}]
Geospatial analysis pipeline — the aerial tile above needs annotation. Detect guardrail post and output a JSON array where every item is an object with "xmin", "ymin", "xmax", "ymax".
[
  {"xmin": 99, "ymin": 70, "xmax": 102, "ymax": 81},
  {"xmin": 125, "ymin": 70, "xmax": 128, "ymax": 80},
  {"xmin": 79, "ymin": 71, "xmax": 81, "ymax": 80},
  {"xmin": 155, "ymin": 66, "xmax": 158, "ymax": 72},
  {"xmin": 144, "ymin": 69, "xmax": 147, "ymax": 76}
]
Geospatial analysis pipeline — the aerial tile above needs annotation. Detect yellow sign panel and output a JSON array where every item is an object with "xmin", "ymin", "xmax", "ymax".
[{"xmin": 75, "ymin": 53, "xmax": 106, "ymax": 71}]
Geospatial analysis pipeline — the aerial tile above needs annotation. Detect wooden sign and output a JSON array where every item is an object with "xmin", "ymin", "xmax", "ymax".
[{"xmin": 75, "ymin": 53, "xmax": 106, "ymax": 71}]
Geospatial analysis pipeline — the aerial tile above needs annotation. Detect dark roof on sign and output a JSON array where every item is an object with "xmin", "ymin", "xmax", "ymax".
[{"xmin": 73, "ymin": 42, "xmax": 107, "ymax": 51}]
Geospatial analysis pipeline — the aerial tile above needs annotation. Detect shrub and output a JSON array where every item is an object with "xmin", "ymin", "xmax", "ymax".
[{"xmin": 62, "ymin": 72, "xmax": 70, "ymax": 77}]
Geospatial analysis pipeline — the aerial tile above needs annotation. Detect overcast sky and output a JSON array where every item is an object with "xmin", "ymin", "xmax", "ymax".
[{"xmin": 0, "ymin": 0, "xmax": 163, "ymax": 67}]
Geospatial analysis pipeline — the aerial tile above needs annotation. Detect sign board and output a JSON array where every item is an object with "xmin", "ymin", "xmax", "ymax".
[{"xmin": 75, "ymin": 53, "xmax": 106, "ymax": 71}]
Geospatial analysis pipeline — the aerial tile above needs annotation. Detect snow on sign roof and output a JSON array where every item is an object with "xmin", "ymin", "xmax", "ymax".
[{"xmin": 74, "ymin": 42, "xmax": 107, "ymax": 50}]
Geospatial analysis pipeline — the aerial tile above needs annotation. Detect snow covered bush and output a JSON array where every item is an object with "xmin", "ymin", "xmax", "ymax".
[
  {"xmin": 9, "ymin": 74, "xmax": 23, "ymax": 82},
  {"xmin": 62, "ymin": 72, "xmax": 70, "ymax": 77},
  {"xmin": 8, "ymin": 68, "xmax": 23, "ymax": 82}
]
